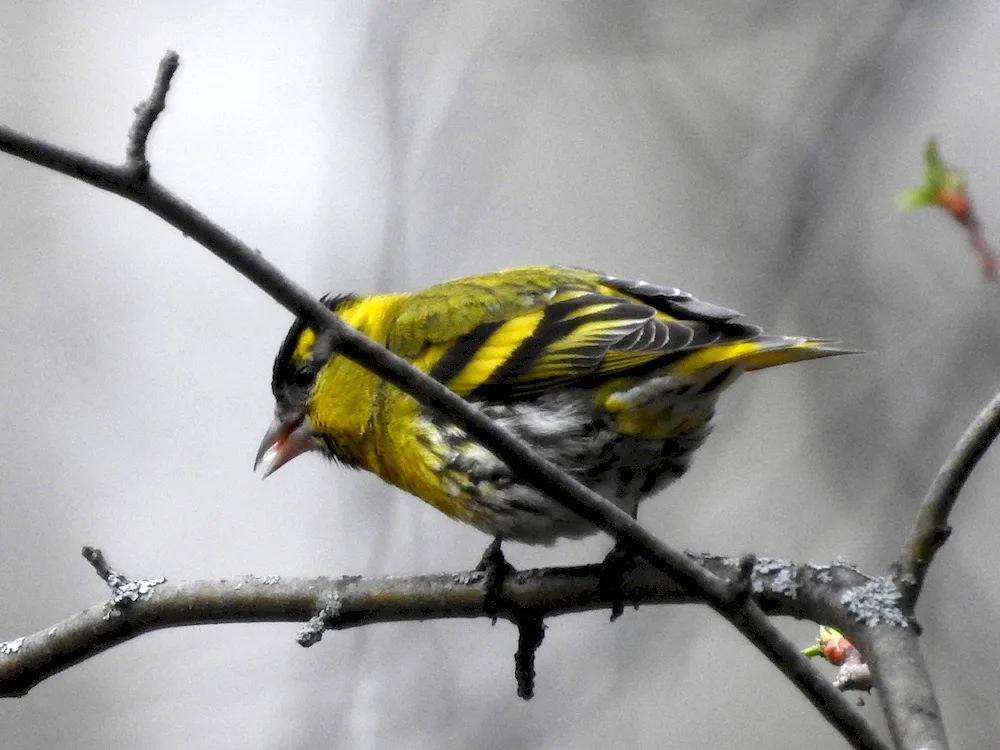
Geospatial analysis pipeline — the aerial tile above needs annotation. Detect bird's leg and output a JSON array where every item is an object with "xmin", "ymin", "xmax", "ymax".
[
  {"xmin": 599, "ymin": 541, "xmax": 641, "ymax": 622},
  {"xmin": 599, "ymin": 503, "xmax": 642, "ymax": 621},
  {"xmin": 476, "ymin": 535, "xmax": 514, "ymax": 623}
]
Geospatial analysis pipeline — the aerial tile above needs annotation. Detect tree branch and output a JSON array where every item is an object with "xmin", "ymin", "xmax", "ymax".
[
  {"xmin": 0, "ymin": 547, "xmax": 889, "ymax": 747},
  {"xmin": 125, "ymin": 50, "xmax": 179, "ymax": 176},
  {"xmin": 858, "ymin": 386, "xmax": 1000, "ymax": 750},
  {"xmin": 895, "ymin": 387, "xmax": 1000, "ymax": 610},
  {"xmin": 0, "ymin": 549, "xmax": 869, "ymax": 699},
  {"xmin": 852, "ymin": 626, "xmax": 948, "ymax": 750},
  {"xmin": 0, "ymin": 50, "xmax": 896, "ymax": 750}
]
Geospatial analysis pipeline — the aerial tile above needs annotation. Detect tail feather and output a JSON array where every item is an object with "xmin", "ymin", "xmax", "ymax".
[
  {"xmin": 740, "ymin": 337, "xmax": 862, "ymax": 372},
  {"xmin": 669, "ymin": 336, "xmax": 861, "ymax": 375}
]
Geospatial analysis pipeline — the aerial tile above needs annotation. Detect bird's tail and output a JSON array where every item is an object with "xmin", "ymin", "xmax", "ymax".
[{"xmin": 670, "ymin": 337, "xmax": 861, "ymax": 375}]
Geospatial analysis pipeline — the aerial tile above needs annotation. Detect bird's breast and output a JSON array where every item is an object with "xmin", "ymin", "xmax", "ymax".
[{"xmin": 370, "ymin": 374, "xmax": 724, "ymax": 544}]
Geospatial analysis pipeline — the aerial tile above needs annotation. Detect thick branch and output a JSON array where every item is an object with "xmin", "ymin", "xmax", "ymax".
[
  {"xmin": 895, "ymin": 387, "xmax": 1000, "ymax": 609},
  {"xmin": 0, "ymin": 550, "xmax": 887, "ymax": 748},
  {"xmin": 0, "ymin": 552, "xmax": 867, "ymax": 694},
  {"xmin": 852, "ymin": 626, "xmax": 948, "ymax": 750}
]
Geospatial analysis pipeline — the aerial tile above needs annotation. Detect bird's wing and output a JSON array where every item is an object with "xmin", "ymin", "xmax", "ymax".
[{"xmin": 387, "ymin": 267, "xmax": 764, "ymax": 399}]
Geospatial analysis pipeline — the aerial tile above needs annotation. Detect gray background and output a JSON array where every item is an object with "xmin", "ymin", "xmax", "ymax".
[{"xmin": 2, "ymin": 1, "xmax": 999, "ymax": 748}]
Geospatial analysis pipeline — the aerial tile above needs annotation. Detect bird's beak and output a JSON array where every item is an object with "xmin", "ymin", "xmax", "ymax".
[{"xmin": 254, "ymin": 412, "xmax": 317, "ymax": 478}]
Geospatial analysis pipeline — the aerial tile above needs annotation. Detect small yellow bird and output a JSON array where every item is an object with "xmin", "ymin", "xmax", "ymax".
[{"xmin": 255, "ymin": 266, "xmax": 852, "ymax": 549}]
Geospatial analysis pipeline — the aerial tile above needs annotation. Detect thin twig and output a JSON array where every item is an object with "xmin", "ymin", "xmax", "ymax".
[
  {"xmin": 80, "ymin": 546, "xmax": 166, "ymax": 619},
  {"xmin": 125, "ymin": 51, "xmax": 179, "ymax": 176},
  {"xmin": 82, "ymin": 546, "xmax": 118, "ymax": 582},
  {"xmin": 0, "ymin": 52, "xmax": 889, "ymax": 750},
  {"xmin": 895, "ymin": 387, "xmax": 1000, "ymax": 610}
]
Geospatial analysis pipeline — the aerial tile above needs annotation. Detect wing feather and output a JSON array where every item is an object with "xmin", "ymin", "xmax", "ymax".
[{"xmin": 384, "ymin": 266, "xmax": 835, "ymax": 401}]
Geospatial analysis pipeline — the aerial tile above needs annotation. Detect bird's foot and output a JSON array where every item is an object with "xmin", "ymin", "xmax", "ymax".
[
  {"xmin": 600, "ymin": 542, "xmax": 641, "ymax": 622},
  {"xmin": 476, "ymin": 536, "xmax": 515, "ymax": 623}
]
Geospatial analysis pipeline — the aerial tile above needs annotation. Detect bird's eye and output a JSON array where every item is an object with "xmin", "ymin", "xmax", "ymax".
[{"xmin": 291, "ymin": 367, "xmax": 315, "ymax": 388}]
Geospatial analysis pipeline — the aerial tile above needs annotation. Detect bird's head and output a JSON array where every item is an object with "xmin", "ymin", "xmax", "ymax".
[{"xmin": 254, "ymin": 294, "xmax": 365, "ymax": 477}]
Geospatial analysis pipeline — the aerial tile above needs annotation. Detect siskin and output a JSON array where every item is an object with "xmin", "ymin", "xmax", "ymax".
[{"xmin": 255, "ymin": 266, "xmax": 852, "ymax": 549}]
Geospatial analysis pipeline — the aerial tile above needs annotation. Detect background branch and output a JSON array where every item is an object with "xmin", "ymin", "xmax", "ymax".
[
  {"xmin": 852, "ymin": 626, "xmax": 948, "ymax": 750},
  {"xmin": 895, "ymin": 387, "xmax": 1000, "ymax": 610}
]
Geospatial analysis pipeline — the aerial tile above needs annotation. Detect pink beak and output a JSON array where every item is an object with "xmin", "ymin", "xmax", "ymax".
[{"xmin": 254, "ymin": 412, "xmax": 317, "ymax": 477}]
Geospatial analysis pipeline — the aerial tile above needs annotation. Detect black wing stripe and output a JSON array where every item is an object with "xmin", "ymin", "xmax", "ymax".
[
  {"xmin": 544, "ymin": 293, "xmax": 644, "ymax": 322},
  {"xmin": 474, "ymin": 302, "xmax": 574, "ymax": 390},
  {"xmin": 472, "ymin": 293, "xmax": 635, "ymax": 391},
  {"xmin": 428, "ymin": 319, "xmax": 506, "ymax": 385}
]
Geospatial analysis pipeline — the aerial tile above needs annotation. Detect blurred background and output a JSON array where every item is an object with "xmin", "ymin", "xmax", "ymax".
[{"xmin": 2, "ymin": 1, "xmax": 999, "ymax": 747}]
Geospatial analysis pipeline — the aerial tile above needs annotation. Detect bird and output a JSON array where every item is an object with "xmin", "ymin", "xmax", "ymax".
[{"xmin": 255, "ymin": 265, "xmax": 853, "ymax": 613}]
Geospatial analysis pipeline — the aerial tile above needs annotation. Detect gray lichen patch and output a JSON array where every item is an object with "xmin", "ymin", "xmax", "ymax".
[
  {"xmin": 841, "ymin": 577, "xmax": 908, "ymax": 628},
  {"xmin": 751, "ymin": 557, "xmax": 799, "ymax": 598},
  {"xmin": 103, "ymin": 577, "xmax": 167, "ymax": 620},
  {"xmin": 0, "ymin": 637, "xmax": 24, "ymax": 655}
]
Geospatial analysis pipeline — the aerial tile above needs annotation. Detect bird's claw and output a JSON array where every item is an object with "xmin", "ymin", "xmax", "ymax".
[
  {"xmin": 600, "ymin": 543, "xmax": 640, "ymax": 622},
  {"xmin": 476, "ymin": 536, "xmax": 514, "ymax": 623}
]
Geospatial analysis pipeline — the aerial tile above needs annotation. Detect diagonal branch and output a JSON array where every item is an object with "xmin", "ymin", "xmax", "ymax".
[
  {"xmin": 895, "ymin": 387, "xmax": 1000, "ymax": 610},
  {"xmin": 0, "ymin": 56, "xmax": 730, "ymax": 610},
  {"xmin": 0, "ymin": 51, "xmax": 888, "ymax": 750}
]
